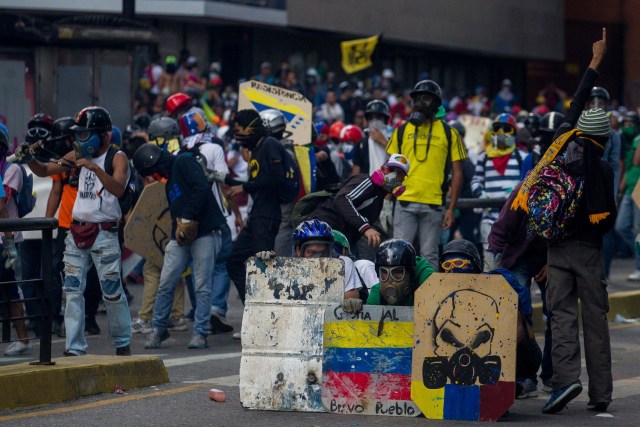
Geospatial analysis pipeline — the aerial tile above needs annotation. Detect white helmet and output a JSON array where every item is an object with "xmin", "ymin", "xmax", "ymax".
[
  {"xmin": 386, "ymin": 153, "xmax": 410, "ymax": 174},
  {"xmin": 259, "ymin": 109, "xmax": 286, "ymax": 137}
]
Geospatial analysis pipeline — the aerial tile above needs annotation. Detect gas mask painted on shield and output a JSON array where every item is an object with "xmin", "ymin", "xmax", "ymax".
[
  {"xmin": 422, "ymin": 290, "xmax": 501, "ymax": 388},
  {"xmin": 371, "ymin": 169, "xmax": 406, "ymax": 197},
  {"xmin": 379, "ymin": 265, "xmax": 412, "ymax": 304},
  {"xmin": 74, "ymin": 130, "xmax": 102, "ymax": 158},
  {"xmin": 564, "ymin": 140, "xmax": 585, "ymax": 176},
  {"xmin": 491, "ymin": 130, "xmax": 516, "ymax": 150}
]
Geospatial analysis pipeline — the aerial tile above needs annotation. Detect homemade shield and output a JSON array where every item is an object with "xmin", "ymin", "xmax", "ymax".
[
  {"xmin": 412, "ymin": 273, "xmax": 517, "ymax": 422},
  {"xmin": 239, "ymin": 257, "xmax": 344, "ymax": 411},
  {"xmin": 322, "ymin": 305, "xmax": 420, "ymax": 417}
]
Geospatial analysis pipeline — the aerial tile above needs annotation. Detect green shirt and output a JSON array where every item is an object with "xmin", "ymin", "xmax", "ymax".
[
  {"xmin": 366, "ymin": 256, "xmax": 435, "ymax": 306},
  {"xmin": 624, "ymin": 135, "xmax": 640, "ymax": 195}
]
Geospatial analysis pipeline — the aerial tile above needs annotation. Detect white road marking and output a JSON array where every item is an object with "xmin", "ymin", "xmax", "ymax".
[
  {"xmin": 162, "ymin": 351, "xmax": 241, "ymax": 367},
  {"xmin": 183, "ymin": 374, "xmax": 240, "ymax": 386}
]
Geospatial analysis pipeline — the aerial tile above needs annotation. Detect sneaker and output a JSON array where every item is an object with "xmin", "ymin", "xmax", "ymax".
[
  {"xmin": 210, "ymin": 313, "xmax": 234, "ymax": 334},
  {"xmin": 116, "ymin": 345, "xmax": 131, "ymax": 356},
  {"xmin": 4, "ymin": 341, "xmax": 33, "ymax": 356},
  {"xmin": 144, "ymin": 329, "xmax": 170, "ymax": 349},
  {"xmin": 63, "ymin": 350, "xmax": 79, "ymax": 357},
  {"xmin": 168, "ymin": 317, "xmax": 188, "ymax": 331},
  {"xmin": 627, "ymin": 270, "xmax": 640, "ymax": 281},
  {"xmin": 516, "ymin": 379, "xmax": 538, "ymax": 399},
  {"xmin": 540, "ymin": 380, "xmax": 553, "ymax": 393},
  {"xmin": 132, "ymin": 318, "xmax": 153, "ymax": 334},
  {"xmin": 187, "ymin": 334, "xmax": 208, "ymax": 349},
  {"xmin": 232, "ymin": 331, "xmax": 241, "ymax": 341},
  {"xmin": 542, "ymin": 380, "xmax": 582, "ymax": 414},
  {"xmin": 587, "ymin": 401, "xmax": 609, "ymax": 412}
]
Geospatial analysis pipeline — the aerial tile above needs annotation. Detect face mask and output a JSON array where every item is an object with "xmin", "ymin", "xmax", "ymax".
[
  {"xmin": 368, "ymin": 119, "xmax": 386, "ymax": 132},
  {"xmin": 75, "ymin": 131, "xmax": 101, "ymax": 158},
  {"xmin": 564, "ymin": 140, "xmax": 584, "ymax": 175},
  {"xmin": 622, "ymin": 125, "xmax": 636, "ymax": 139},
  {"xmin": 491, "ymin": 132, "xmax": 515, "ymax": 149},
  {"xmin": 371, "ymin": 169, "xmax": 406, "ymax": 197},
  {"xmin": 408, "ymin": 111, "xmax": 425, "ymax": 127},
  {"xmin": 380, "ymin": 272, "xmax": 412, "ymax": 305}
]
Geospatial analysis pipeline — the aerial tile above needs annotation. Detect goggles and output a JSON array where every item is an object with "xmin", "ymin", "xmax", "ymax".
[
  {"xmin": 379, "ymin": 266, "xmax": 406, "ymax": 282},
  {"xmin": 492, "ymin": 124, "xmax": 515, "ymax": 134},
  {"xmin": 26, "ymin": 127, "xmax": 50, "ymax": 140},
  {"xmin": 441, "ymin": 258, "xmax": 471, "ymax": 272}
]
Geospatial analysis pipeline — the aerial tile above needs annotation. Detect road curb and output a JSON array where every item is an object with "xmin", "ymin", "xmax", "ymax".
[
  {"xmin": 0, "ymin": 355, "xmax": 169, "ymax": 410},
  {"xmin": 532, "ymin": 290, "xmax": 640, "ymax": 333}
]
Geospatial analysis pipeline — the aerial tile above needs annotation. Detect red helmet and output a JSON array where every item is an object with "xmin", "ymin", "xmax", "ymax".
[
  {"xmin": 165, "ymin": 92, "xmax": 192, "ymax": 116},
  {"xmin": 339, "ymin": 125, "xmax": 364, "ymax": 144},
  {"xmin": 329, "ymin": 121, "xmax": 345, "ymax": 139}
]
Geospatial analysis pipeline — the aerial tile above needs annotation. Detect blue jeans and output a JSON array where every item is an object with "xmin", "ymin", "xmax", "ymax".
[
  {"xmin": 615, "ymin": 194, "xmax": 640, "ymax": 270},
  {"xmin": 211, "ymin": 223, "xmax": 232, "ymax": 317},
  {"xmin": 63, "ymin": 229, "xmax": 132, "ymax": 354},
  {"xmin": 153, "ymin": 232, "xmax": 220, "ymax": 337}
]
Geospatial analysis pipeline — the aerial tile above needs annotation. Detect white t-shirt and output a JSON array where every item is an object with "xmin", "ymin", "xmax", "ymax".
[
  {"xmin": 192, "ymin": 140, "xmax": 231, "ymax": 217},
  {"xmin": 72, "ymin": 149, "xmax": 130, "ymax": 223},
  {"xmin": 0, "ymin": 163, "xmax": 23, "ymax": 242},
  {"xmin": 353, "ymin": 259, "xmax": 379, "ymax": 291},
  {"xmin": 341, "ymin": 255, "xmax": 360, "ymax": 293}
]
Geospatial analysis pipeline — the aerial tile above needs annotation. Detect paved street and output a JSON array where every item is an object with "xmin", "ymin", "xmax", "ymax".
[{"xmin": 1, "ymin": 257, "xmax": 639, "ymax": 426}]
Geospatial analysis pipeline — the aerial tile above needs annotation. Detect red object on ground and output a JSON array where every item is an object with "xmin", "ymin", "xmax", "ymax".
[{"xmin": 208, "ymin": 388, "xmax": 226, "ymax": 402}]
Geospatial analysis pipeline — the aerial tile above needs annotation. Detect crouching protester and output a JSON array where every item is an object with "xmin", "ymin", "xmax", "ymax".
[
  {"xmin": 342, "ymin": 238, "xmax": 434, "ymax": 310},
  {"xmin": 256, "ymin": 219, "xmax": 362, "ymax": 307},
  {"xmin": 132, "ymin": 143, "xmax": 225, "ymax": 349},
  {"xmin": 22, "ymin": 106, "xmax": 132, "ymax": 356},
  {"xmin": 438, "ymin": 239, "xmax": 542, "ymax": 400}
]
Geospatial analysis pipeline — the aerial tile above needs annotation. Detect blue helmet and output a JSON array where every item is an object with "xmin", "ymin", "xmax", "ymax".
[
  {"xmin": 292, "ymin": 219, "xmax": 334, "ymax": 248},
  {"xmin": 0, "ymin": 123, "xmax": 9, "ymax": 149}
]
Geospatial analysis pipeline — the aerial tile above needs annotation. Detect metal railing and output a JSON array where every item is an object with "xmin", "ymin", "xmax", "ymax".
[
  {"xmin": 452, "ymin": 197, "xmax": 508, "ymax": 210},
  {"xmin": 0, "ymin": 217, "xmax": 58, "ymax": 365}
]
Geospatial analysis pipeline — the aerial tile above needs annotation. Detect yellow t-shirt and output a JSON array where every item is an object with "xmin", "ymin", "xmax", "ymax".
[{"xmin": 386, "ymin": 120, "xmax": 467, "ymax": 205}]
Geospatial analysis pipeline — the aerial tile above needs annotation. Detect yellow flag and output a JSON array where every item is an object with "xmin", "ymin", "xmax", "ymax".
[{"xmin": 340, "ymin": 34, "xmax": 380, "ymax": 74}]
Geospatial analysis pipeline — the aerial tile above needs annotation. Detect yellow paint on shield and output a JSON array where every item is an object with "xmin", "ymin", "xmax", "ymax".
[
  {"xmin": 323, "ymin": 321, "xmax": 413, "ymax": 348},
  {"xmin": 411, "ymin": 381, "xmax": 444, "ymax": 419}
]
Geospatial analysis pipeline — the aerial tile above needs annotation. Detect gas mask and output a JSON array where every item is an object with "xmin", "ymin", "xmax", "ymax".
[
  {"xmin": 74, "ymin": 130, "xmax": 102, "ymax": 158},
  {"xmin": 564, "ymin": 140, "xmax": 585, "ymax": 176},
  {"xmin": 411, "ymin": 94, "xmax": 439, "ymax": 121},
  {"xmin": 422, "ymin": 290, "xmax": 501, "ymax": 388},
  {"xmin": 340, "ymin": 142, "xmax": 355, "ymax": 161},
  {"xmin": 491, "ymin": 130, "xmax": 516, "ymax": 150},
  {"xmin": 379, "ymin": 265, "xmax": 412, "ymax": 304},
  {"xmin": 371, "ymin": 169, "xmax": 405, "ymax": 197}
]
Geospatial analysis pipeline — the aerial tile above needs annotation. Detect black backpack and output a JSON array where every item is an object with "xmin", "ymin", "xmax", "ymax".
[
  {"xmin": 277, "ymin": 140, "xmax": 302, "ymax": 204},
  {"xmin": 395, "ymin": 120, "xmax": 454, "ymax": 204},
  {"xmin": 102, "ymin": 145, "xmax": 143, "ymax": 217}
]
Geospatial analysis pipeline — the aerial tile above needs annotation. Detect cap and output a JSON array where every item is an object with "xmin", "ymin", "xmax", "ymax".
[{"xmin": 577, "ymin": 108, "xmax": 611, "ymax": 137}]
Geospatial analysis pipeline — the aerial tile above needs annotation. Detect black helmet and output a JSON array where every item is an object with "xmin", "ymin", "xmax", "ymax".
[
  {"xmin": 524, "ymin": 113, "xmax": 540, "ymax": 131},
  {"xmin": 148, "ymin": 117, "xmax": 180, "ymax": 141},
  {"xmin": 448, "ymin": 120, "xmax": 466, "ymax": 138},
  {"xmin": 28, "ymin": 113, "xmax": 54, "ymax": 131},
  {"xmin": 132, "ymin": 143, "xmax": 162, "ymax": 177},
  {"xmin": 410, "ymin": 80, "xmax": 442, "ymax": 106},
  {"xmin": 365, "ymin": 99, "xmax": 390, "ymax": 121},
  {"xmin": 134, "ymin": 113, "xmax": 152, "ymax": 131},
  {"xmin": 72, "ymin": 106, "xmax": 112, "ymax": 133},
  {"xmin": 589, "ymin": 86, "xmax": 610, "ymax": 102},
  {"xmin": 51, "ymin": 117, "xmax": 76, "ymax": 140},
  {"xmin": 375, "ymin": 239, "xmax": 416, "ymax": 269},
  {"xmin": 539, "ymin": 112, "xmax": 565, "ymax": 134},
  {"xmin": 440, "ymin": 239, "xmax": 482, "ymax": 273}
]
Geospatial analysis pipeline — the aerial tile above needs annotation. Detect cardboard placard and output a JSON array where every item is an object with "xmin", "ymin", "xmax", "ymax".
[
  {"xmin": 458, "ymin": 114, "xmax": 492, "ymax": 155},
  {"xmin": 239, "ymin": 257, "xmax": 344, "ymax": 412},
  {"xmin": 238, "ymin": 80, "xmax": 312, "ymax": 146},
  {"xmin": 411, "ymin": 273, "xmax": 517, "ymax": 422},
  {"xmin": 322, "ymin": 305, "xmax": 420, "ymax": 417},
  {"xmin": 123, "ymin": 182, "xmax": 171, "ymax": 268}
]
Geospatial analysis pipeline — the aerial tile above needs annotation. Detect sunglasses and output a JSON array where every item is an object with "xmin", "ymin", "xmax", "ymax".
[
  {"xmin": 379, "ymin": 266, "xmax": 406, "ymax": 282},
  {"xmin": 26, "ymin": 127, "xmax": 50, "ymax": 140},
  {"xmin": 492, "ymin": 124, "xmax": 515, "ymax": 134},
  {"xmin": 441, "ymin": 258, "xmax": 471, "ymax": 272}
]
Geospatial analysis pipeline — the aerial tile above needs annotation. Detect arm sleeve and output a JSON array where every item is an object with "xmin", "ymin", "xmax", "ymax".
[
  {"xmin": 177, "ymin": 156, "xmax": 211, "ymax": 220},
  {"xmin": 414, "ymin": 256, "xmax": 435, "ymax": 285},
  {"xmin": 333, "ymin": 175, "xmax": 375, "ymax": 233},
  {"xmin": 555, "ymin": 68, "xmax": 600, "ymax": 139},
  {"xmin": 449, "ymin": 127, "xmax": 468, "ymax": 162},
  {"xmin": 487, "ymin": 182, "xmax": 524, "ymax": 254},
  {"xmin": 342, "ymin": 256, "xmax": 361, "ymax": 292},
  {"xmin": 385, "ymin": 127, "xmax": 400, "ymax": 155}
]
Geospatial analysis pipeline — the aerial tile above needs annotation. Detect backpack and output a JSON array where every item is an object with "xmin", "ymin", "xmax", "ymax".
[
  {"xmin": 277, "ymin": 140, "xmax": 302, "ymax": 204},
  {"xmin": 290, "ymin": 187, "xmax": 341, "ymax": 228},
  {"xmin": 2, "ymin": 163, "xmax": 36, "ymax": 218},
  {"xmin": 102, "ymin": 145, "xmax": 143, "ymax": 217},
  {"xmin": 396, "ymin": 120, "xmax": 454, "ymax": 204},
  {"xmin": 526, "ymin": 161, "xmax": 583, "ymax": 241}
]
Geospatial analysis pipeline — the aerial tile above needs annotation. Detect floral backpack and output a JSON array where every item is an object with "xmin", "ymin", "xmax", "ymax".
[{"xmin": 527, "ymin": 160, "xmax": 584, "ymax": 241}]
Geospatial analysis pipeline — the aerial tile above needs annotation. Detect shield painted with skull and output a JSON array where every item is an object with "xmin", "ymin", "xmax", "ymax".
[{"xmin": 411, "ymin": 273, "xmax": 517, "ymax": 422}]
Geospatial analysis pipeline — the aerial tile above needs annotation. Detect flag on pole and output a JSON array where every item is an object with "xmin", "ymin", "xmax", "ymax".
[{"xmin": 340, "ymin": 34, "xmax": 380, "ymax": 74}]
